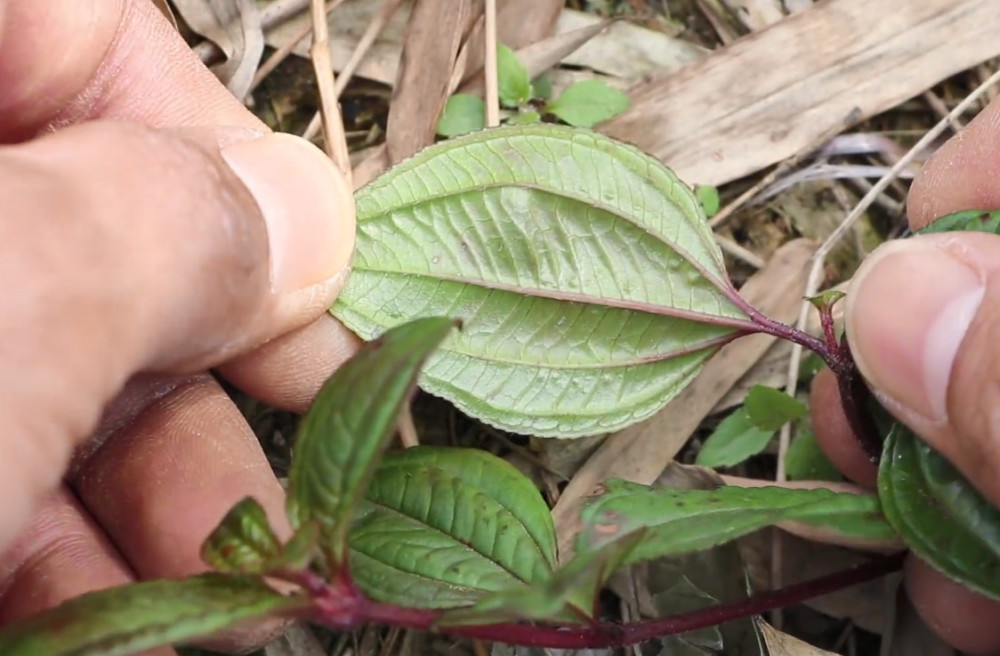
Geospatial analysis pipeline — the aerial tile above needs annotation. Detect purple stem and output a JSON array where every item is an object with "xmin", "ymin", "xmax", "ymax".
[{"xmin": 310, "ymin": 553, "xmax": 904, "ymax": 649}]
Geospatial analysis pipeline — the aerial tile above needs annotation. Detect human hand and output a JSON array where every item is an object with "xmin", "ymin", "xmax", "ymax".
[
  {"xmin": 812, "ymin": 95, "xmax": 1000, "ymax": 654},
  {"xmin": 0, "ymin": 1, "xmax": 360, "ymax": 651}
]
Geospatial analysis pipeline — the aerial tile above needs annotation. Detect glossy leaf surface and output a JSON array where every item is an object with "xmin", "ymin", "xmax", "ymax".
[
  {"xmin": 350, "ymin": 446, "xmax": 557, "ymax": 608},
  {"xmin": 878, "ymin": 423, "xmax": 1000, "ymax": 600},
  {"xmin": 333, "ymin": 124, "xmax": 748, "ymax": 437},
  {"xmin": 578, "ymin": 479, "xmax": 894, "ymax": 564},
  {"xmin": 287, "ymin": 317, "xmax": 455, "ymax": 569},
  {"xmin": 0, "ymin": 575, "xmax": 301, "ymax": 656}
]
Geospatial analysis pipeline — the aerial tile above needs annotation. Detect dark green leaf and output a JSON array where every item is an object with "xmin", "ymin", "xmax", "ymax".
[
  {"xmin": 784, "ymin": 428, "xmax": 843, "ymax": 482},
  {"xmin": 349, "ymin": 446, "xmax": 556, "ymax": 608},
  {"xmin": 0, "ymin": 575, "xmax": 303, "ymax": 656},
  {"xmin": 878, "ymin": 423, "xmax": 1000, "ymax": 601},
  {"xmin": 497, "ymin": 44, "xmax": 531, "ymax": 107},
  {"xmin": 287, "ymin": 317, "xmax": 456, "ymax": 569},
  {"xmin": 914, "ymin": 209, "xmax": 1000, "ymax": 235},
  {"xmin": 577, "ymin": 479, "xmax": 894, "ymax": 564},
  {"xmin": 440, "ymin": 531, "xmax": 643, "ymax": 626},
  {"xmin": 437, "ymin": 93, "xmax": 485, "ymax": 137},
  {"xmin": 201, "ymin": 497, "xmax": 281, "ymax": 574},
  {"xmin": 333, "ymin": 124, "xmax": 747, "ymax": 437},
  {"xmin": 744, "ymin": 385, "xmax": 807, "ymax": 431},
  {"xmin": 695, "ymin": 408, "xmax": 775, "ymax": 468},
  {"xmin": 545, "ymin": 79, "xmax": 629, "ymax": 128},
  {"xmin": 694, "ymin": 185, "xmax": 720, "ymax": 218}
]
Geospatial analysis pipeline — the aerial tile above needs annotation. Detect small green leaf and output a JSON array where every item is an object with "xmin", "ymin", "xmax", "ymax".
[
  {"xmin": 437, "ymin": 93, "xmax": 486, "ymax": 137},
  {"xmin": 287, "ymin": 317, "xmax": 456, "ymax": 570},
  {"xmin": 806, "ymin": 289, "xmax": 846, "ymax": 311},
  {"xmin": 695, "ymin": 409, "xmax": 774, "ymax": 469},
  {"xmin": 497, "ymin": 44, "xmax": 531, "ymax": 107},
  {"xmin": 784, "ymin": 428, "xmax": 843, "ymax": 482},
  {"xmin": 577, "ymin": 479, "xmax": 894, "ymax": 564},
  {"xmin": 695, "ymin": 185, "xmax": 720, "ymax": 218},
  {"xmin": 744, "ymin": 384, "xmax": 807, "ymax": 431},
  {"xmin": 0, "ymin": 575, "xmax": 303, "ymax": 656},
  {"xmin": 878, "ymin": 423, "xmax": 1000, "ymax": 601},
  {"xmin": 201, "ymin": 497, "xmax": 281, "ymax": 574},
  {"xmin": 334, "ymin": 124, "xmax": 747, "ymax": 438},
  {"xmin": 506, "ymin": 111, "xmax": 541, "ymax": 125},
  {"xmin": 440, "ymin": 531, "xmax": 644, "ymax": 626},
  {"xmin": 914, "ymin": 209, "xmax": 1000, "ymax": 235},
  {"xmin": 349, "ymin": 446, "xmax": 557, "ymax": 609},
  {"xmin": 531, "ymin": 74, "xmax": 553, "ymax": 100},
  {"xmin": 545, "ymin": 79, "xmax": 629, "ymax": 128}
]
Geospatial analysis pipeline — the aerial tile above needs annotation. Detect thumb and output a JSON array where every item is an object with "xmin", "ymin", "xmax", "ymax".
[
  {"xmin": 0, "ymin": 120, "xmax": 354, "ymax": 548},
  {"xmin": 845, "ymin": 232, "xmax": 1000, "ymax": 502}
]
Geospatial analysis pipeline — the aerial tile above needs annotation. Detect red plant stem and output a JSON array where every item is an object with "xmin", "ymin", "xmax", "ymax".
[{"xmin": 313, "ymin": 552, "xmax": 904, "ymax": 649}]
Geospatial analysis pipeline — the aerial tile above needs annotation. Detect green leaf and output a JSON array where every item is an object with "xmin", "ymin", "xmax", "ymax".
[
  {"xmin": 531, "ymin": 74, "xmax": 553, "ymax": 101},
  {"xmin": 545, "ymin": 79, "xmax": 630, "ymax": 128},
  {"xmin": 0, "ymin": 574, "xmax": 303, "ymax": 656},
  {"xmin": 695, "ymin": 185, "xmax": 720, "ymax": 218},
  {"xmin": 806, "ymin": 289, "xmax": 846, "ymax": 312},
  {"xmin": 577, "ymin": 479, "xmax": 895, "ymax": 564},
  {"xmin": 878, "ymin": 423, "xmax": 1000, "ymax": 601},
  {"xmin": 333, "ymin": 124, "xmax": 748, "ymax": 438},
  {"xmin": 201, "ymin": 497, "xmax": 281, "ymax": 574},
  {"xmin": 287, "ymin": 317, "xmax": 456, "ymax": 570},
  {"xmin": 915, "ymin": 208, "xmax": 1000, "ymax": 235},
  {"xmin": 506, "ymin": 110, "xmax": 541, "ymax": 125},
  {"xmin": 349, "ymin": 446, "xmax": 557, "ymax": 609},
  {"xmin": 440, "ymin": 531, "xmax": 644, "ymax": 626},
  {"xmin": 437, "ymin": 93, "xmax": 485, "ymax": 137},
  {"xmin": 696, "ymin": 408, "xmax": 775, "ymax": 468},
  {"xmin": 784, "ymin": 428, "xmax": 843, "ymax": 482},
  {"xmin": 497, "ymin": 44, "xmax": 531, "ymax": 107},
  {"xmin": 744, "ymin": 384, "xmax": 807, "ymax": 431}
]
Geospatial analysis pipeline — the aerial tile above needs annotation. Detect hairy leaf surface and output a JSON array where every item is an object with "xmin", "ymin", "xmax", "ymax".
[
  {"xmin": 349, "ymin": 446, "xmax": 556, "ymax": 608},
  {"xmin": 0, "ymin": 575, "xmax": 302, "ymax": 656},
  {"xmin": 878, "ymin": 423, "xmax": 1000, "ymax": 600},
  {"xmin": 287, "ymin": 317, "xmax": 455, "ymax": 568},
  {"xmin": 578, "ymin": 480, "xmax": 894, "ymax": 563},
  {"xmin": 333, "ymin": 124, "xmax": 748, "ymax": 437},
  {"xmin": 201, "ymin": 497, "xmax": 281, "ymax": 574}
]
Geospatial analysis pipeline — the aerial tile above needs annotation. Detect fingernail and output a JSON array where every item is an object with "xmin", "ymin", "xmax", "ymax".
[
  {"xmin": 221, "ymin": 133, "xmax": 356, "ymax": 293},
  {"xmin": 846, "ymin": 238, "xmax": 984, "ymax": 421}
]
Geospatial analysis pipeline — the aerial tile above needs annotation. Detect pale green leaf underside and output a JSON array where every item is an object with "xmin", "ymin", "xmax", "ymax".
[
  {"xmin": 879, "ymin": 423, "xmax": 1000, "ymax": 601},
  {"xmin": 578, "ymin": 479, "xmax": 895, "ymax": 564},
  {"xmin": 349, "ymin": 447, "xmax": 556, "ymax": 608},
  {"xmin": 333, "ymin": 124, "xmax": 746, "ymax": 437},
  {"xmin": 0, "ymin": 575, "xmax": 301, "ymax": 656}
]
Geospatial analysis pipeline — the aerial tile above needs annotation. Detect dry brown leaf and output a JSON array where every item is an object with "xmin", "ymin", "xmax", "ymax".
[
  {"xmin": 264, "ymin": 623, "xmax": 327, "ymax": 656},
  {"xmin": 723, "ymin": 0, "xmax": 785, "ymax": 31},
  {"xmin": 758, "ymin": 620, "xmax": 841, "ymax": 656},
  {"xmin": 384, "ymin": 0, "xmax": 477, "ymax": 164},
  {"xmin": 556, "ymin": 10, "xmax": 705, "ymax": 81},
  {"xmin": 459, "ymin": 0, "xmax": 563, "ymax": 81},
  {"xmin": 173, "ymin": 0, "xmax": 264, "ymax": 97},
  {"xmin": 743, "ymin": 530, "xmax": 893, "ymax": 634},
  {"xmin": 603, "ymin": 0, "xmax": 1000, "ymax": 186},
  {"xmin": 551, "ymin": 238, "xmax": 817, "ymax": 558}
]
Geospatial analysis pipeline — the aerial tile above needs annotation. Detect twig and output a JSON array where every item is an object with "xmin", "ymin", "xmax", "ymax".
[
  {"xmin": 716, "ymin": 234, "xmax": 765, "ymax": 269},
  {"xmin": 308, "ymin": 0, "xmax": 352, "ymax": 182},
  {"xmin": 397, "ymin": 408, "xmax": 420, "ymax": 448},
  {"xmin": 303, "ymin": 0, "xmax": 405, "ymax": 141},
  {"xmin": 483, "ymin": 0, "xmax": 500, "ymax": 127},
  {"xmin": 250, "ymin": 0, "xmax": 346, "ymax": 95}
]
